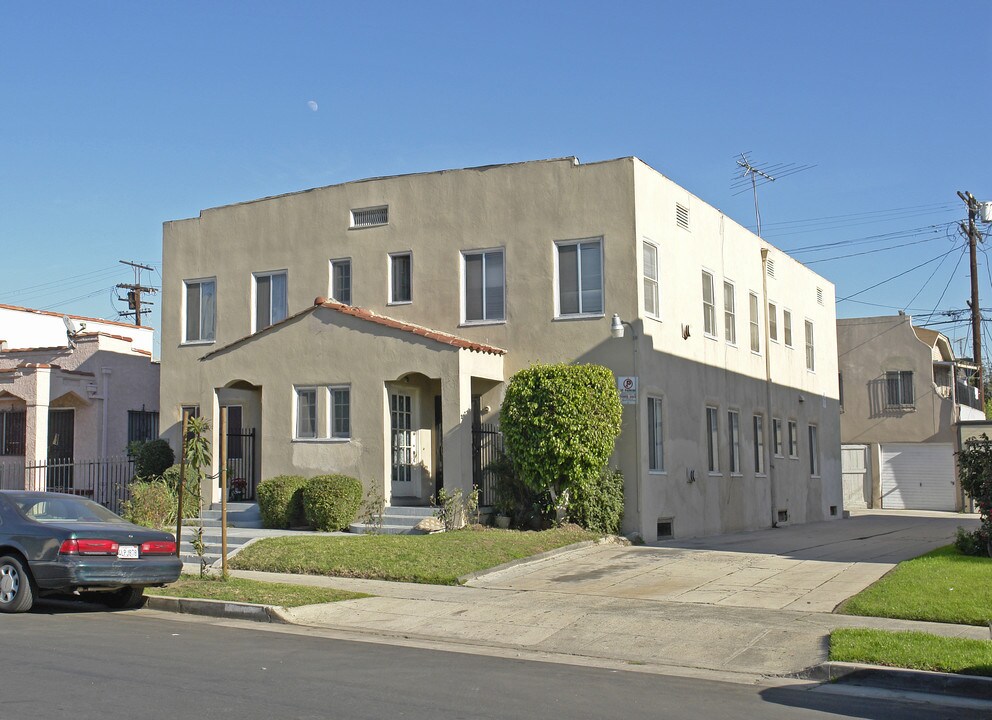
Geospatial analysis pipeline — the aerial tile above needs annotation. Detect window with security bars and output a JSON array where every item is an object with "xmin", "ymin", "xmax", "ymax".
[
  {"xmin": 351, "ymin": 206, "xmax": 388, "ymax": 228},
  {"xmin": 0, "ymin": 411, "xmax": 26, "ymax": 456},
  {"xmin": 127, "ymin": 411, "xmax": 159, "ymax": 445},
  {"xmin": 886, "ymin": 371, "xmax": 914, "ymax": 408}
]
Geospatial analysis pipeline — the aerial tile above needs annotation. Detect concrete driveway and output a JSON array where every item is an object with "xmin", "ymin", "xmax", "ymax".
[{"xmin": 468, "ymin": 510, "xmax": 979, "ymax": 613}]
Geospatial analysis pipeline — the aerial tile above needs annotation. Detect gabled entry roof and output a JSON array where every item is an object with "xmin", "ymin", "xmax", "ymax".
[{"xmin": 201, "ymin": 297, "xmax": 506, "ymax": 361}]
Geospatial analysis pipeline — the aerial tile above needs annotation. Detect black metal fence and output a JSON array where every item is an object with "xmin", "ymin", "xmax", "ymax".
[
  {"xmin": 0, "ymin": 457, "xmax": 137, "ymax": 515},
  {"xmin": 225, "ymin": 428, "xmax": 256, "ymax": 501},
  {"xmin": 472, "ymin": 423, "xmax": 502, "ymax": 507}
]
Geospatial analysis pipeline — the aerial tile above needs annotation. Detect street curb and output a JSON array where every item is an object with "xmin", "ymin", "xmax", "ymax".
[
  {"xmin": 146, "ymin": 595, "xmax": 293, "ymax": 624},
  {"xmin": 811, "ymin": 661, "xmax": 992, "ymax": 700},
  {"xmin": 457, "ymin": 539, "xmax": 602, "ymax": 584}
]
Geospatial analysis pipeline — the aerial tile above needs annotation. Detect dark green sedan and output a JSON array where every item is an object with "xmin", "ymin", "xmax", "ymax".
[{"xmin": 0, "ymin": 491, "xmax": 182, "ymax": 613}]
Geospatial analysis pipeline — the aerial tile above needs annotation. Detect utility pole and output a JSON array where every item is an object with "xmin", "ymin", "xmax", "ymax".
[
  {"xmin": 116, "ymin": 260, "xmax": 157, "ymax": 326},
  {"xmin": 958, "ymin": 191, "xmax": 984, "ymax": 407}
]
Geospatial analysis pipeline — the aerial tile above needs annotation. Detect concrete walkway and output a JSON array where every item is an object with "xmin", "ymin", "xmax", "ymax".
[{"xmin": 222, "ymin": 510, "xmax": 986, "ymax": 680}]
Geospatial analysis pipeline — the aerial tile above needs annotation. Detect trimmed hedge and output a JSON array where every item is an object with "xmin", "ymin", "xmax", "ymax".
[
  {"xmin": 302, "ymin": 474, "xmax": 363, "ymax": 532},
  {"xmin": 257, "ymin": 475, "xmax": 308, "ymax": 529},
  {"xmin": 130, "ymin": 439, "xmax": 176, "ymax": 479},
  {"xmin": 568, "ymin": 467, "xmax": 624, "ymax": 535}
]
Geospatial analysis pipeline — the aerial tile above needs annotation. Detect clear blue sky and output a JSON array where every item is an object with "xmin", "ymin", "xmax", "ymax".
[{"xmin": 2, "ymin": 2, "xmax": 989, "ymax": 359}]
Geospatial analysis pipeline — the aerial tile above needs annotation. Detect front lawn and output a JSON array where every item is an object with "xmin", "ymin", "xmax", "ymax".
[
  {"xmin": 229, "ymin": 526, "xmax": 600, "ymax": 585},
  {"xmin": 146, "ymin": 574, "xmax": 369, "ymax": 606},
  {"xmin": 830, "ymin": 628, "xmax": 992, "ymax": 677},
  {"xmin": 837, "ymin": 545, "xmax": 992, "ymax": 626}
]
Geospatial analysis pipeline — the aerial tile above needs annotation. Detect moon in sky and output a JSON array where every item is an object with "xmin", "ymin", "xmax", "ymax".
[{"xmin": 307, "ymin": 100, "xmax": 318, "ymax": 112}]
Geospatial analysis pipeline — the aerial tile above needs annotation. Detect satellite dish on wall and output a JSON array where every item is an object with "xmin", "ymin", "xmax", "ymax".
[{"xmin": 62, "ymin": 315, "xmax": 85, "ymax": 347}]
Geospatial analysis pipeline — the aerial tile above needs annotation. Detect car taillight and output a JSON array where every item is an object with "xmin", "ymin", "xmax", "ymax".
[
  {"xmin": 59, "ymin": 538, "xmax": 119, "ymax": 555},
  {"xmin": 140, "ymin": 540, "xmax": 177, "ymax": 555}
]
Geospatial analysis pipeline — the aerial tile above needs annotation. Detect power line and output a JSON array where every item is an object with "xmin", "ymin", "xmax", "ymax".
[
  {"xmin": 804, "ymin": 236, "xmax": 943, "ymax": 264},
  {"xmin": 836, "ymin": 247, "xmax": 961, "ymax": 303},
  {"xmin": 757, "ymin": 201, "xmax": 957, "ymax": 229}
]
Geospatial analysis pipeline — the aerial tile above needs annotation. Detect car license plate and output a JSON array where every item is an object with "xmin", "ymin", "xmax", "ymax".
[{"xmin": 117, "ymin": 545, "xmax": 139, "ymax": 559}]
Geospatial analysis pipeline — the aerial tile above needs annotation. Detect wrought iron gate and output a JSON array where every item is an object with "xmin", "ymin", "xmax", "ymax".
[
  {"xmin": 225, "ymin": 428, "xmax": 256, "ymax": 501},
  {"xmin": 471, "ymin": 423, "xmax": 502, "ymax": 507}
]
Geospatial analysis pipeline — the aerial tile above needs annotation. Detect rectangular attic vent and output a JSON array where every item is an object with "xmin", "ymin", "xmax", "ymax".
[
  {"xmin": 351, "ymin": 206, "xmax": 388, "ymax": 228},
  {"xmin": 675, "ymin": 203, "xmax": 689, "ymax": 231},
  {"xmin": 766, "ymin": 257, "xmax": 776, "ymax": 278}
]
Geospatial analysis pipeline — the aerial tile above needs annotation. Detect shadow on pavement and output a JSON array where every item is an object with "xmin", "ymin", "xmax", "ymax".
[{"xmin": 759, "ymin": 683, "xmax": 974, "ymax": 719}]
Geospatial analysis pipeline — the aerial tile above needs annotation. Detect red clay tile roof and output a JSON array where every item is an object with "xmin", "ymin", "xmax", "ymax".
[{"xmin": 0, "ymin": 345, "xmax": 69, "ymax": 354}]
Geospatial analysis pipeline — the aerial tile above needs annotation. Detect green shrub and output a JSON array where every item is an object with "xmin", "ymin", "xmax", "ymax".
[
  {"xmin": 257, "ymin": 475, "xmax": 308, "ymax": 529},
  {"xmin": 490, "ymin": 452, "xmax": 547, "ymax": 529},
  {"xmin": 161, "ymin": 464, "xmax": 201, "ymax": 520},
  {"xmin": 122, "ymin": 480, "xmax": 176, "ymax": 530},
  {"xmin": 129, "ymin": 439, "xmax": 176, "ymax": 479},
  {"xmin": 500, "ymin": 363, "xmax": 622, "ymax": 511},
  {"xmin": 568, "ymin": 467, "xmax": 624, "ymax": 534},
  {"xmin": 958, "ymin": 434, "xmax": 992, "ymax": 549},
  {"xmin": 954, "ymin": 526, "xmax": 991, "ymax": 557},
  {"xmin": 301, "ymin": 474, "xmax": 363, "ymax": 531}
]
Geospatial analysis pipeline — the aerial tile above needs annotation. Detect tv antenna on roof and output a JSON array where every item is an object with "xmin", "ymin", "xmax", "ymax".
[
  {"xmin": 732, "ymin": 152, "xmax": 815, "ymax": 236},
  {"xmin": 62, "ymin": 315, "xmax": 86, "ymax": 348}
]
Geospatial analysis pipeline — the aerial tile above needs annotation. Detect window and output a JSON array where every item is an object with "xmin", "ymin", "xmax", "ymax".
[
  {"xmin": 706, "ymin": 406, "xmax": 720, "ymax": 473},
  {"xmin": 330, "ymin": 386, "xmax": 351, "ymax": 439},
  {"xmin": 805, "ymin": 320, "xmax": 815, "ymax": 371},
  {"xmin": 772, "ymin": 418, "xmax": 783, "ymax": 457},
  {"xmin": 254, "ymin": 271, "xmax": 288, "ymax": 332},
  {"xmin": 728, "ymin": 410, "xmax": 741, "ymax": 474},
  {"xmin": 180, "ymin": 405, "xmax": 201, "ymax": 422},
  {"xmin": 886, "ymin": 371, "xmax": 915, "ymax": 408},
  {"xmin": 556, "ymin": 238, "xmax": 603, "ymax": 316},
  {"xmin": 351, "ymin": 205, "xmax": 388, "ymax": 228},
  {"xmin": 783, "ymin": 309, "xmax": 793, "ymax": 347},
  {"xmin": 749, "ymin": 292, "xmax": 760, "ymax": 353},
  {"xmin": 724, "ymin": 281, "xmax": 736, "ymax": 344},
  {"xmin": 295, "ymin": 387, "xmax": 318, "ymax": 439},
  {"xmin": 329, "ymin": 259, "xmax": 352, "ymax": 305},
  {"xmin": 183, "ymin": 279, "xmax": 216, "ymax": 343},
  {"xmin": 788, "ymin": 420, "xmax": 799, "ymax": 459},
  {"xmin": 648, "ymin": 397, "xmax": 664, "ymax": 472},
  {"xmin": 389, "ymin": 253, "xmax": 412, "ymax": 304},
  {"xmin": 753, "ymin": 415, "xmax": 765, "ymax": 475},
  {"xmin": 768, "ymin": 302, "xmax": 778, "ymax": 342},
  {"xmin": 702, "ymin": 271, "xmax": 716, "ymax": 337},
  {"xmin": 808, "ymin": 425, "xmax": 819, "ymax": 476},
  {"xmin": 127, "ymin": 411, "xmax": 159, "ymax": 445},
  {"xmin": 463, "ymin": 249, "xmax": 505, "ymax": 322},
  {"xmin": 643, "ymin": 241, "xmax": 659, "ymax": 317},
  {"xmin": 0, "ymin": 410, "xmax": 25, "ymax": 456},
  {"xmin": 676, "ymin": 203, "xmax": 690, "ymax": 230}
]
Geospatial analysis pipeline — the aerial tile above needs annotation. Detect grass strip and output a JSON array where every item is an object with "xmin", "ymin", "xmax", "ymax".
[
  {"xmin": 830, "ymin": 628, "xmax": 992, "ymax": 677},
  {"xmin": 229, "ymin": 526, "xmax": 600, "ymax": 585},
  {"xmin": 837, "ymin": 545, "xmax": 992, "ymax": 626},
  {"xmin": 146, "ymin": 574, "xmax": 369, "ymax": 607}
]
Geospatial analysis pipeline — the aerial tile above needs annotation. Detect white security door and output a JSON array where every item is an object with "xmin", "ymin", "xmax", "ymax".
[
  {"xmin": 880, "ymin": 443, "xmax": 955, "ymax": 511},
  {"xmin": 390, "ymin": 393, "xmax": 417, "ymax": 496},
  {"xmin": 841, "ymin": 444, "xmax": 869, "ymax": 510}
]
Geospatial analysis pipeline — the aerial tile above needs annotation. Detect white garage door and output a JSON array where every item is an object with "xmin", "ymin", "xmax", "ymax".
[{"xmin": 880, "ymin": 443, "xmax": 955, "ymax": 510}]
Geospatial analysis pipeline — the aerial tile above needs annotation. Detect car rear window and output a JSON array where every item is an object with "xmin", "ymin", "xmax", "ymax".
[{"xmin": 10, "ymin": 495, "xmax": 122, "ymax": 523}]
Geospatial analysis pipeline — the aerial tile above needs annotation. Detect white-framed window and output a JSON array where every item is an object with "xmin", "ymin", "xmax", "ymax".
[
  {"xmin": 329, "ymin": 259, "xmax": 352, "ymax": 305},
  {"xmin": 772, "ymin": 417, "xmax": 783, "ymax": 457},
  {"xmin": 643, "ymin": 240, "xmax": 660, "ymax": 318},
  {"xmin": 676, "ymin": 202, "xmax": 690, "ymax": 231},
  {"xmin": 254, "ymin": 270, "xmax": 288, "ymax": 332},
  {"xmin": 724, "ymin": 281, "xmax": 736, "ymax": 345},
  {"xmin": 555, "ymin": 238, "xmax": 603, "ymax": 317},
  {"xmin": 808, "ymin": 424, "xmax": 819, "ymax": 476},
  {"xmin": 753, "ymin": 414, "xmax": 765, "ymax": 475},
  {"xmin": 648, "ymin": 396, "xmax": 664, "ymax": 472},
  {"xmin": 294, "ymin": 387, "xmax": 318, "ymax": 440},
  {"xmin": 805, "ymin": 320, "xmax": 815, "ymax": 371},
  {"xmin": 389, "ymin": 252, "xmax": 412, "ymax": 304},
  {"xmin": 788, "ymin": 420, "xmax": 799, "ymax": 459},
  {"xmin": 350, "ymin": 205, "xmax": 388, "ymax": 228},
  {"xmin": 330, "ymin": 386, "xmax": 351, "ymax": 439},
  {"xmin": 183, "ymin": 278, "xmax": 216, "ymax": 343},
  {"xmin": 885, "ymin": 371, "xmax": 915, "ymax": 408},
  {"xmin": 783, "ymin": 309, "xmax": 793, "ymax": 347},
  {"xmin": 768, "ymin": 302, "xmax": 778, "ymax": 342},
  {"xmin": 706, "ymin": 406, "xmax": 720, "ymax": 473},
  {"xmin": 749, "ymin": 292, "xmax": 760, "ymax": 353},
  {"xmin": 702, "ymin": 271, "xmax": 716, "ymax": 337},
  {"xmin": 462, "ymin": 249, "xmax": 505, "ymax": 323},
  {"xmin": 728, "ymin": 409, "xmax": 741, "ymax": 474}
]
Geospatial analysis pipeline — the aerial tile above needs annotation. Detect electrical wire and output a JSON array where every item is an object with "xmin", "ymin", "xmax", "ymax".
[
  {"xmin": 804, "ymin": 236, "xmax": 943, "ymax": 265},
  {"xmin": 836, "ymin": 247, "xmax": 961, "ymax": 303}
]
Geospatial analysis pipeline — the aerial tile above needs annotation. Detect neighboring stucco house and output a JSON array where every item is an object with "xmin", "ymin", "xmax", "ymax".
[
  {"xmin": 837, "ymin": 314, "xmax": 984, "ymax": 511},
  {"xmin": 0, "ymin": 304, "xmax": 159, "ymax": 493},
  {"xmin": 160, "ymin": 156, "xmax": 842, "ymax": 540}
]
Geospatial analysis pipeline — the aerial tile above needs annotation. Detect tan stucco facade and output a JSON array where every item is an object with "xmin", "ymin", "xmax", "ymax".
[{"xmin": 161, "ymin": 156, "xmax": 841, "ymax": 539}]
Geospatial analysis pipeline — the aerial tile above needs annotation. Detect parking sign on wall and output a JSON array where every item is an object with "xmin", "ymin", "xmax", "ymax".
[{"xmin": 617, "ymin": 376, "xmax": 638, "ymax": 405}]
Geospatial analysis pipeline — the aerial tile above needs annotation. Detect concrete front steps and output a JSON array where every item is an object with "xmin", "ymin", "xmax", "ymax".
[
  {"xmin": 180, "ymin": 502, "xmax": 264, "ymax": 566},
  {"xmin": 349, "ymin": 505, "xmax": 435, "ymax": 535}
]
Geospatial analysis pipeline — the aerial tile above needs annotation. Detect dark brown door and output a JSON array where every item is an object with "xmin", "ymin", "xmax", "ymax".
[{"xmin": 47, "ymin": 409, "xmax": 74, "ymax": 490}]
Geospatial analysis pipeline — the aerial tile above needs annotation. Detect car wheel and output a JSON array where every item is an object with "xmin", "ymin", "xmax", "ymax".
[
  {"xmin": 0, "ymin": 554, "xmax": 35, "ymax": 613},
  {"xmin": 103, "ymin": 586, "xmax": 146, "ymax": 610}
]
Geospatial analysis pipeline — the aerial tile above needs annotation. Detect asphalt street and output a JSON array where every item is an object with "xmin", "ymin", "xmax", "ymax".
[{"xmin": 1, "ymin": 600, "xmax": 984, "ymax": 720}]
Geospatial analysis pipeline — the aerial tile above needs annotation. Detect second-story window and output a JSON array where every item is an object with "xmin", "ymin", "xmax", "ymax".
[
  {"xmin": 805, "ymin": 320, "xmax": 815, "ymax": 371},
  {"xmin": 463, "ymin": 249, "xmax": 505, "ymax": 323},
  {"xmin": 329, "ymin": 259, "xmax": 352, "ymax": 305},
  {"xmin": 749, "ymin": 292, "xmax": 760, "ymax": 353},
  {"xmin": 643, "ymin": 241, "xmax": 660, "ymax": 317},
  {"xmin": 389, "ymin": 252, "xmax": 412, "ymax": 304},
  {"xmin": 768, "ymin": 302, "xmax": 778, "ymax": 342},
  {"xmin": 886, "ymin": 371, "xmax": 915, "ymax": 408},
  {"xmin": 184, "ymin": 278, "xmax": 216, "ymax": 343},
  {"xmin": 724, "ymin": 281, "xmax": 736, "ymax": 345},
  {"xmin": 783, "ymin": 309, "xmax": 793, "ymax": 347},
  {"xmin": 556, "ymin": 238, "xmax": 603, "ymax": 316},
  {"xmin": 702, "ymin": 271, "xmax": 716, "ymax": 337},
  {"xmin": 254, "ymin": 271, "xmax": 288, "ymax": 332}
]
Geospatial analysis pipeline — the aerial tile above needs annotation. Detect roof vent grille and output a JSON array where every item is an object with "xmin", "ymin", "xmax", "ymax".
[
  {"xmin": 675, "ymin": 203, "xmax": 689, "ymax": 231},
  {"xmin": 351, "ymin": 206, "xmax": 388, "ymax": 228},
  {"xmin": 766, "ymin": 257, "xmax": 776, "ymax": 278}
]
